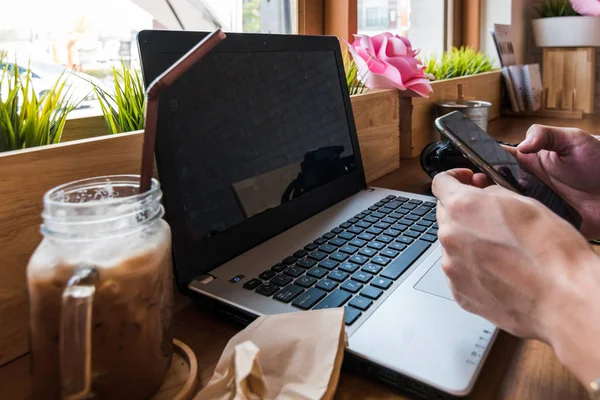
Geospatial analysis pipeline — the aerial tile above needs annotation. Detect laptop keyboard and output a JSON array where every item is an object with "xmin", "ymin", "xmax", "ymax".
[{"xmin": 243, "ymin": 195, "xmax": 439, "ymax": 326}]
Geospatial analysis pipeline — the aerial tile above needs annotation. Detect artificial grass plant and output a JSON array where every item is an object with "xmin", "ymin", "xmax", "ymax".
[
  {"xmin": 0, "ymin": 52, "xmax": 77, "ymax": 152},
  {"xmin": 422, "ymin": 47, "xmax": 494, "ymax": 81},
  {"xmin": 92, "ymin": 61, "xmax": 145, "ymax": 134}
]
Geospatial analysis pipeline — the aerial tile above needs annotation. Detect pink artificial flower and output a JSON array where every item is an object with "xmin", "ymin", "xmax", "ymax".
[
  {"xmin": 348, "ymin": 32, "xmax": 433, "ymax": 98},
  {"xmin": 570, "ymin": 0, "xmax": 600, "ymax": 16}
]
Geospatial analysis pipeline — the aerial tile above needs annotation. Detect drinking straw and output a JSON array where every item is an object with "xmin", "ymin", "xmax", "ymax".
[{"xmin": 140, "ymin": 29, "xmax": 226, "ymax": 193}]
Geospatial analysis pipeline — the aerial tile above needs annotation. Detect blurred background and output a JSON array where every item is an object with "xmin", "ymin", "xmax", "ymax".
[
  {"xmin": 0, "ymin": 0, "xmax": 298, "ymax": 116},
  {"xmin": 0, "ymin": 0, "xmax": 449, "ymax": 117}
]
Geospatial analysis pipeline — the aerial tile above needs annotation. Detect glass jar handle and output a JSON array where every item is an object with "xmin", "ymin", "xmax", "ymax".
[{"xmin": 60, "ymin": 266, "xmax": 98, "ymax": 400}]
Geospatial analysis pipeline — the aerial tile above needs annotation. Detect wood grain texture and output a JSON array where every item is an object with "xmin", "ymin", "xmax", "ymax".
[
  {"xmin": 1, "ymin": 287, "xmax": 594, "ymax": 400},
  {"xmin": 0, "ymin": 93, "xmax": 397, "ymax": 365},
  {"xmin": 463, "ymin": 0, "xmax": 481, "ymax": 50},
  {"xmin": 350, "ymin": 89, "xmax": 400, "ymax": 183},
  {"xmin": 403, "ymin": 70, "xmax": 502, "ymax": 159},
  {"xmin": 502, "ymin": 108, "xmax": 584, "ymax": 120},
  {"xmin": 543, "ymin": 48, "xmax": 595, "ymax": 114},
  {"xmin": 297, "ymin": 0, "xmax": 324, "ymax": 35},
  {"xmin": 61, "ymin": 114, "xmax": 109, "ymax": 142},
  {"xmin": 151, "ymin": 339, "xmax": 198, "ymax": 400},
  {"xmin": 324, "ymin": 0, "xmax": 357, "ymax": 42},
  {"xmin": 450, "ymin": 0, "xmax": 464, "ymax": 48},
  {"xmin": 0, "ymin": 131, "xmax": 144, "ymax": 366},
  {"xmin": 1, "ymin": 114, "xmax": 599, "ymax": 398}
]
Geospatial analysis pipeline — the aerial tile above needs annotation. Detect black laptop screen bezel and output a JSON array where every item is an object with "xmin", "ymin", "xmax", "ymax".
[{"xmin": 137, "ymin": 30, "xmax": 368, "ymax": 290}]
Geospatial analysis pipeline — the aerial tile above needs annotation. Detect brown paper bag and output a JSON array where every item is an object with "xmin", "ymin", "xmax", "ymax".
[{"xmin": 194, "ymin": 308, "xmax": 346, "ymax": 400}]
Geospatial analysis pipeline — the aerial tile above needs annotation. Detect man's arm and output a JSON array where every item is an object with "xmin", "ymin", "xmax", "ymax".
[
  {"xmin": 547, "ymin": 249, "xmax": 600, "ymax": 388},
  {"xmin": 432, "ymin": 169, "xmax": 600, "ymax": 389}
]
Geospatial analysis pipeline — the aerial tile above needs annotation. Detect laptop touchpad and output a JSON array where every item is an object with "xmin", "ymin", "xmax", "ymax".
[{"xmin": 414, "ymin": 257, "xmax": 455, "ymax": 301}]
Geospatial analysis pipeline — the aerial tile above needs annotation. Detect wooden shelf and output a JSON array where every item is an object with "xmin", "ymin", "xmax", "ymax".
[{"xmin": 502, "ymin": 109, "xmax": 584, "ymax": 120}]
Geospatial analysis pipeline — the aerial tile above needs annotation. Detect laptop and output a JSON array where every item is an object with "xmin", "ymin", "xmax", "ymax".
[{"xmin": 137, "ymin": 30, "xmax": 497, "ymax": 399}]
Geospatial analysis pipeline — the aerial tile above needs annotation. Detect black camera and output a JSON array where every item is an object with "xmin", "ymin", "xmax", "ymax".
[{"xmin": 420, "ymin": 138, "xmax": 517, "ymax": 179}]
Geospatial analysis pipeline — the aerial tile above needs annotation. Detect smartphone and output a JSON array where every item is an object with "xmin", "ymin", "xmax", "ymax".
[{"xmin": 435, "ymin": 111, "xmax": 582, "ymax": 229}]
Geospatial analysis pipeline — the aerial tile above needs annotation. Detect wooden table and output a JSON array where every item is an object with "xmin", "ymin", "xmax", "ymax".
[{"xmin": 2, "ymin": 116, "xmax": 599, "ymax": 399}]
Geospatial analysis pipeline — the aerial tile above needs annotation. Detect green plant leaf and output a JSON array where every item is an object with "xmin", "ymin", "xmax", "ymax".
[
  {"xmin": 423, "ymin": 46, "xmax": 494, "ymax": 81},
  {"xmin": 343, "ymin": 49, "xmax": 368, "ymax": 96},
  {"xmin": 86, "ymin": 60, "xmax": 146, "ymax": 134},
  {"xmin": 0, "ymin": 52, "xmax": 78, "ymax": 152},
  {"xmin": 536, "ymin": 0, "xmax": 579, "ymax": 18}
]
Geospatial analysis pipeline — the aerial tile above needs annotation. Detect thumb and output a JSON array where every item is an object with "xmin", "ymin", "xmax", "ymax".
[
  {"xmin": 432, "ymin": 169, "xmax": 476, "ymax": 203},
  {"xmin": 517, "ymin": 125, "xmax": 577, "ymax": 155}
]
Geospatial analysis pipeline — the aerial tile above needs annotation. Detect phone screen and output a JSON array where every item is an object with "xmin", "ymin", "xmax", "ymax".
[{"xmin": 436, "ymin": 111, "xmax": 582, "ymax": 229}]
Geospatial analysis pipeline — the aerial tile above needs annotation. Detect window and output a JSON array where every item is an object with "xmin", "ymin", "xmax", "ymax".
[
  {"xmin": 358, "ymin": 1, "xmax": 409, "ymax": 35},
  {"xmin": 144, "ymin": 0, "xmax": 296, "ymax": 34},
  {"xmin": 364, "ymin": 7, "xmax": 389, "ymax": 29},
  {"xmin": 0, "ymin": 0, "xmax": 297, "ymax": 117},
  {"xmin": 357, "ymin": 0, "xmax": 447, "ymax": 57}
]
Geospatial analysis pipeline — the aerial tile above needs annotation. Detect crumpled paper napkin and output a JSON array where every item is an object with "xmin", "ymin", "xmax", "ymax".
[{"xmin": 194, "ymin": 308, "xmax": 346, "ymax": 400}]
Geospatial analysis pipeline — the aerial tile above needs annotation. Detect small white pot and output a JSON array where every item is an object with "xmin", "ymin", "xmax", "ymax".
[{"xmin": 532, "ymin": 16, "xmax": 600, "ymax": 47}]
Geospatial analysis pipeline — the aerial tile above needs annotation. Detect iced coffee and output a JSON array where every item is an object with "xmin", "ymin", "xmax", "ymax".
[{"xmin": 27, "ymin": 176, "xmax": 174, "ymax": 400}]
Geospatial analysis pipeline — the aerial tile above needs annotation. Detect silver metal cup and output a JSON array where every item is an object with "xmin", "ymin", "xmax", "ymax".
[{"xmin": 437, "ymin": 100, "xmax": 492, "ymax": 132}]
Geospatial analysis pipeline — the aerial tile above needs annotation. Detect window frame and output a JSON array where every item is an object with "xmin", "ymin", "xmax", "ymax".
[{"xmin": 297, "ymin": 0, "xmax": 481, "ymax": 50}]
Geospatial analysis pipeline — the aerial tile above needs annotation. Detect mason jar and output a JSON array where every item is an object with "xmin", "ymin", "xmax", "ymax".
[{"xmin": 27, "ymin": 175, "xmax": 173, "ymax": 400}]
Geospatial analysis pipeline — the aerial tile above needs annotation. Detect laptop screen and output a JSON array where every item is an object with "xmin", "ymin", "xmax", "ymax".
[
  {"xmin": 159, "ymin": 50, "xmax": 357, "ymax": 240},
  {"xmin": 139, "ymin": 31, "xmax": 366, "ymax": 286}
]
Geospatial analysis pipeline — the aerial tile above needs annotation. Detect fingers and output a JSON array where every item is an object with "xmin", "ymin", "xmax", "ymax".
[
  {"xmin": 431, "ymin": 169, "xmax": 476, "ymax": 204},
  {"xmin": 501, "ymin": 144, "xmax": 518, "ymax": 157},
  {"xmin": 444, "ymin": 168, "xmax": 477, "ymax": 185},
  {"xmin": 471, "ymin": 173, "xmax": 494, "ymax": 189},
  {"xmin": 517, "ymin": 124, "xmax": 579, "ymax": 155}
]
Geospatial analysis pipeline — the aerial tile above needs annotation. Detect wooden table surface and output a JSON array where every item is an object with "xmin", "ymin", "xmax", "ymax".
[{"xmin": 2, "ymin": 116, "xmax": 599, "ymax": 399}]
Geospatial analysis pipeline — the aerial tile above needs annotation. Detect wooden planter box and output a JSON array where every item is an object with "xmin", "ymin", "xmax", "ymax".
[
  {"xmin": 400, "ymin": 70, "xmax": 502, "ymax": 159},
  {"xmin": 0, "ymin": 89, "xmax": 402, "ymax": 365},
  {"xmin": 350, "ymin": 89, "xmax": 400, "ymax": 183},
  {"xmin": 0, "ymin": 132, "xmax": 144, "ymax": 366},
  {"xmin": 62, "ymin": 114, "xmax": 109, "ymax": 142}
]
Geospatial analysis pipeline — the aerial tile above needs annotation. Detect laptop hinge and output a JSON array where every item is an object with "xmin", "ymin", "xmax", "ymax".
[{"xmin": 193, "ymin": 274, "xmax": 216, "ymax": 285}]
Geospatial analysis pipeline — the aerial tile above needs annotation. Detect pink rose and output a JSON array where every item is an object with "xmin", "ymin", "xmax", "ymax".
[
  {"xmin": 570, "ymin": 0, "xmax": 600, "ymax": 16},
  {"xmin": 348, "ymin": 32, "xmax": 433, "ymax": 98}
]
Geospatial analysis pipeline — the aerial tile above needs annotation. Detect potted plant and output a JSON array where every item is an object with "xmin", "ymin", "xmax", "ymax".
[
  {"xmin": 343, "ymin": 50, "xmax": 367, "ymax": 96},
  {"xmin": 404, "ymin": 47, "xmax": 500, "ymax": 158},
  {"xmin": 61, "ymin": 62, "xmax": 146, "ymax": 141},
  {"xmin": 348, "ymin": 35, "xmax": 501, "ymax": 158},
  {"xmin": 0, "ymin": 53, "xmax": 77, "ymax": 153},
  {"xmin": 422, "ymin": 47, "xmax": 493, "ymax": 81},
  {"xmin": 346, "ymin": 33, "xmax": 436, "ymax": 178},
  {"xmin": 532, "ymin": 0, "xmax": 600, "ymax": 47},
  {"xmin": 93, "ymin": 61, "xmax": 145, "ymax": 134},
  {"xmin": 424, "ymin": 47, "xmax": 494, "ymax": 132}
]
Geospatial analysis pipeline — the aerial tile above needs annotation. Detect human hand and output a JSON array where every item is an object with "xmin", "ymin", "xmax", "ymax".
[
  {"xmin": 431, "ymin": 169, "xmax": 597, "ymax": 343},
  {"xmin": 510, "ymin": 125, "xmax": 600, "ymax": 239}
]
